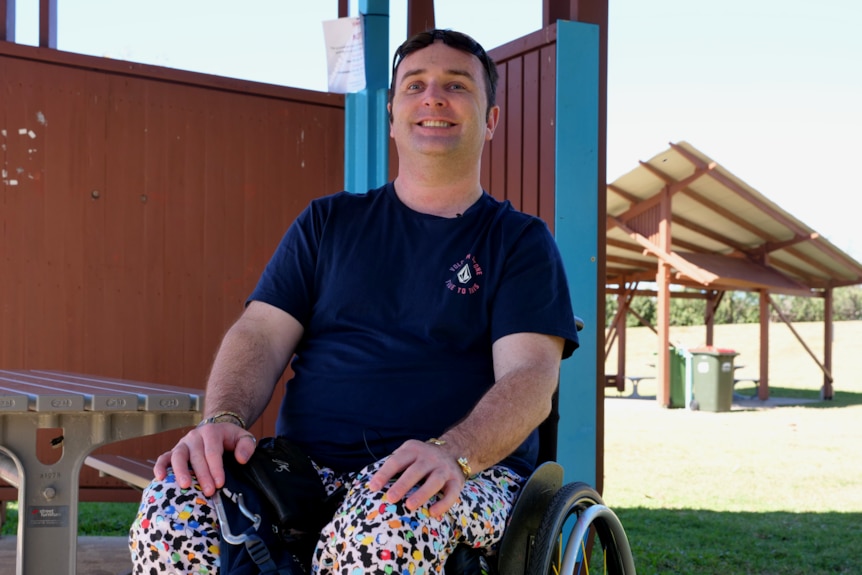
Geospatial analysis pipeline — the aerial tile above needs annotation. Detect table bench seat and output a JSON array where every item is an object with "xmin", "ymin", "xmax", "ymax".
[
  {"xmin": 733, "ymin": 376, "xmax": 760, "ymax": 399},
  {"xmin": 84, "ymin": 455, "xmax": 154, "ymax": 490}
]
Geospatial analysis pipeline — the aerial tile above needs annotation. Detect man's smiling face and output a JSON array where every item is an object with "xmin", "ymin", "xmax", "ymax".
[{"xmin": 388, "ymin": 41, "xmax": 499, "ymax": 161}]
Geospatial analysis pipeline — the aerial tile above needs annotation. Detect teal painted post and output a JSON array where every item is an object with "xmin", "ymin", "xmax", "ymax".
[
  {"xmin": 554, "ymin": 20, "xmax": 600, "ymax": 487},
  {"xmin": 344, "ymin": 0, "xmax": 389, "ymax": 194}
]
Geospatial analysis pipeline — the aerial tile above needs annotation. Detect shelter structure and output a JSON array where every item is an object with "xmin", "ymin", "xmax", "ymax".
[
  {"xmin": 606, "ymin": 141, "xmax": 862, "ymax": 405},
  {"xmin": 1, "ymin": 0, "xmax": 612, "ymax": 495}
]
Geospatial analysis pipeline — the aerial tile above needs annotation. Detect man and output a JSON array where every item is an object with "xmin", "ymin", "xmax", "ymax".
[{"xmin": 130, "ymin": 29, "xmax": 579, "ymax": 575}]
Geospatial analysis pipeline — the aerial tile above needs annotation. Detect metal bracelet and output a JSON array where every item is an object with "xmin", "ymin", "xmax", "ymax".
[
  {"xmin": 197, "ymin": 410, "xmax": 247, "ymax": 430},
  {"xmin": 427, "ymin": 438, "xmax": 472, "ymax": 479}
]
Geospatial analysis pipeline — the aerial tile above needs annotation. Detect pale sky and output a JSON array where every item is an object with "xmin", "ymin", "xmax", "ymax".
[{"xmin": 11, "ymin": 0, "xmax": 862, "ymax": 261}]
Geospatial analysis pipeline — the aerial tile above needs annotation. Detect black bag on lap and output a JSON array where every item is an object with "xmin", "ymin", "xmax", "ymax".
[{"xmin": 215, "ymin": 437, "xmax": 343, "ymax": 575}]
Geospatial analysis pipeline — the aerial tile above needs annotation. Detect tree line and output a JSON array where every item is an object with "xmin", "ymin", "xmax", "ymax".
[{"xmin": 607, "ymin": 285, "xmax": 862, "ymax": 327}]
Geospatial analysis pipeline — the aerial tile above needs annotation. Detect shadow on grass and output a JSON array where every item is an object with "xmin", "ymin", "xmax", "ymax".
[
  {"xmin": 616, "ymin": 507, "xmax": 862, "ymax": 575},
  {"xmin": 732, "ymin": 385, "xmax": 862, "ymax": 408}
]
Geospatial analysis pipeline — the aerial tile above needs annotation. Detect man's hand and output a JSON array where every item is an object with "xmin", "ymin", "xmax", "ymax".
[
  {"xmin": 367, "ymin": 439, "xmax": 466, "ymax": 518},
  {"xmin": 153, "ymin": 423, "xmax": 257, "ymax": 497}
]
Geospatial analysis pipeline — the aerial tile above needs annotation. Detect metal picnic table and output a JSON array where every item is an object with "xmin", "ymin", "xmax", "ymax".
[{"xmin": 0, "ymin": 370, "xmax": 204, "ymax": 575}]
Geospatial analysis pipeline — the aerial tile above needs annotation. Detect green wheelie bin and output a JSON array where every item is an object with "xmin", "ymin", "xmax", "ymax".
[{"xmin": 688, "ymin": 346, "xmax": 738, "ymax": 412}]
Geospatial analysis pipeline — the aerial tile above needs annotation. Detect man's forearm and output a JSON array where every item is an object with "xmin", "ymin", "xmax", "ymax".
[
  {"xmin": 441, "ymin": 364, "xmax": 558, "ymax": 473},
  {"xmin": 203, "ymin": 308, "xmax": 297, "ymax": 426}
]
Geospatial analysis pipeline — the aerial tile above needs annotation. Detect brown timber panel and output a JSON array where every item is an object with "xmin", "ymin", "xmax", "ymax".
[
  {"xmin": 486, "ymin": 27, "xmax": 558, "ymax": 229},
  {"xmin": 0, "ymin": 43, "xmax": 344, "ymax": 492}
]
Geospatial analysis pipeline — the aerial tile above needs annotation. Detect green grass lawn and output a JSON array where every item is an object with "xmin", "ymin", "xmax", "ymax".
[
  {"xmin": 0, "ymin": 501, "xmax": 138, "ymax": 536},
  {"xmin": 603, "ymin": 320, "xmax": 862, "ymax": 574}
]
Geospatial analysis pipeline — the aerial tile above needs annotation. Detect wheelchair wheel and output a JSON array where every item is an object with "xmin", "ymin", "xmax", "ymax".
[{"xmin": 527, "ymin": 482, "xmax": 636, "ymax": 575}]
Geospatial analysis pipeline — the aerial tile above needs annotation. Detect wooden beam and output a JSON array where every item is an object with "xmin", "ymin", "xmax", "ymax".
[
  {"xmin": 606, "ymin": 269, "xmax": 658, "ymax": 284},
  {"xmin": 1, "ymin": 0, "xmax": 14, "ymax": 42},
  {"xmin": 638, "ymin": 160, "xmax": 675, "ymax": 186},
  {"xmin": 610, "ymin": 217, "xmax": 722, "ymax": 285},
  {"xmin": 767, "ymin": 294, "xmax": 834, "ymax": 384},
  {"xmin": 606, "ymin": 236, "xmax": 642, "ymax": 251},
  {"xmin": 606, "ymin": 254, "xmax": 653, "ymax": 268},
  {"xmin": 38, "ymin": 0, "xmax": 56, "ymax": 48},
  {"xmin": 670, "ymin": 213, "xmax": 752, "ymax": 253},
  {"xmin": 784, "ymin": 244, "xmax": 860, "ymax": 279},
  {"xmin": 637, "ymin": 160, "xmax": 716, "ymax": 197},
  {"xmin": 670, "ymin": 143, "xmax": 811, "ymax": 237},
  {"xmin": 407, "ymin": 0, "xmax": 435, "ymax": 36},
  {"xmin": 681, "ymin": 186, "xmax": 776, "ymax": 242},
  {"xmin": 757, "ymin": 233, "xmax": 819, "ymax": 255},
  {"xmin": 607, "ymin": 182, "xmax": 640, "ymax": 204}
]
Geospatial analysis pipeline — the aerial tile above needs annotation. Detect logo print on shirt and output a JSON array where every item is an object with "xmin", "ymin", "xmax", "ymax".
[{"xmin": 446, "ymin": 254, "xmax": 483, "ymax": 296}]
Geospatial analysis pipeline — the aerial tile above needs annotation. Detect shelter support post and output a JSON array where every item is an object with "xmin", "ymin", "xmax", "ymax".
[
  {"xmin": 823, "ymin": 289, "xmax": 834, "ymax": 399},
  {"xmin": 656, "ymin": 262, "xmax": 671, "ymax": 406},
  {"xmin": 767, "ymin": 294, "xmax": 834, "ymax": 397},
  {"xmin": 705, "ymin": 290, "xmax": 720, "ymax": 346},
  {"xmin": 615, "ymin": 298, "xmax": 627, "ymax": 382},
  {"xmin": 759, "ymin": 290, "xmax": 770, "ymax": 400},
  {"xmin": 655, "ymin": 188, "xmax": 672, "ymax": 407},
  {"xmin": 344, "ymin": 0, "xmax": 389, "ymax": 194},
  {"xmin": 554, "ymin": 20, "xmax": 601, "ymax": 490}
]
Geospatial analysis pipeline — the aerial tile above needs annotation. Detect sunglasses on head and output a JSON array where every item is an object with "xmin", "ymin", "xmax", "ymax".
[{"xmin": 390, "ymin": 29, "xmax": 494, "ymax": 88}]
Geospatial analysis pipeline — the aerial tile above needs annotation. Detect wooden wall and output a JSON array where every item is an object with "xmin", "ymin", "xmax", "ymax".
[
  {"xmin": 0, "ymin": 42, "xmax": 345, "ymax": 498},
  {"xmin": 485, "ymin": 26, "xmax": 558, "ymax": 232}
]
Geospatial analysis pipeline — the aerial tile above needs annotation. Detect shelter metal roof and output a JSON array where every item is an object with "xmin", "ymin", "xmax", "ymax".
[{"xmin": 606, "ymin": 141, "xmax": 862, "ymax": 295}]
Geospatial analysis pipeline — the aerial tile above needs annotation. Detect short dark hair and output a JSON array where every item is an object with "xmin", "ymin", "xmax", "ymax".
[{"xmin": 389, "ymin": 29, "xmax": 499, "ymax": 119}]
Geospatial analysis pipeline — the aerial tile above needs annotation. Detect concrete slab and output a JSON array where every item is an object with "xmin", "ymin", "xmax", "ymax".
[{"xmin": 0, "ymin": 535, "xmax": 131, "ymax": 575}]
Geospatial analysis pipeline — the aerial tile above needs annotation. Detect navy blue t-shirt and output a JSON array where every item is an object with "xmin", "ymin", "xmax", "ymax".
[{"xmin": 248, "ymin": 182, "xmax": 579, "ymax": 476}]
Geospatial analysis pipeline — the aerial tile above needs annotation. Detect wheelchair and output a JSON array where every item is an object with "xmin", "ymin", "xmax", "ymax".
[
  {"xmin": 219, "ymin": 321, "xmax": 636, "ymax": 575},
  {"xmin": 449, "ymin": 317, "xmax": 637, "ymax": 575},
  {"xmin": 443, "ymin": 395, "xmax": 636, "ymax": 575}
]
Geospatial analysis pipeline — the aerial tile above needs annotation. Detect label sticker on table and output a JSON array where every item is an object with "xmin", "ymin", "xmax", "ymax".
[{"xmin": 27, "ymin": 505, "xmax": 69, "ymax": 527}]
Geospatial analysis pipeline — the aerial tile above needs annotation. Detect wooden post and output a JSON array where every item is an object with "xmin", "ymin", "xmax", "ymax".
[
  {"xmin": 1, "ymin": 0, "xmax": 15, "ymax": 42},
  {"xmin": 656, "ymin": 187, "xmax": 672, "ymax": 407},
  {"xmin": 407, "ymin": 0, "xmax": 435, "ymax": 35},
  {"xmin": 823, "ymin": 288, "xmax": 834, "ymax": 399},
  {"xmin": 758, "ymin": 290, "xmax": 770, "ymax": 400},
  {"xmin": 38, "ymin": 0, "xmax": 56, "ymax": 48}
]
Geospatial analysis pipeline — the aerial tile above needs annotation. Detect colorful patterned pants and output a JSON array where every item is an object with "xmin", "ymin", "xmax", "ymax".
[{"xmin": 129, "ymin": 457, "xmax": 523, "ymax": 575}]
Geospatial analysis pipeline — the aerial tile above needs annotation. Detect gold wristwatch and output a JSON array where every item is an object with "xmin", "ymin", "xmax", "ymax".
[
  {"xmin": 426, "ymin": 437, "xmax": 473, "ymax": 479},
  {"xmin": 197, "ymin": 410, "xmax": 247, "ymax": 429}
]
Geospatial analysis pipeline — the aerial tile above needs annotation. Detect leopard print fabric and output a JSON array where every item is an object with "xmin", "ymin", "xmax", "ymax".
[{"xmin": 129, "ymin": 458, "xmax": 522, "ymax": 575}]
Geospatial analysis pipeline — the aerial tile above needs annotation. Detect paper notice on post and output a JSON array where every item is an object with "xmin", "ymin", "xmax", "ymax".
[{"xmin": 323, "ymin": 17, "xmax": 366, "ymax": 94}]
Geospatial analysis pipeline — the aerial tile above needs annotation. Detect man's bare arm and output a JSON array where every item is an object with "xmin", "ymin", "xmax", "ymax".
[
  {"xmin": 369, "ymin": 332, "xmax": 564, "ymax": 517},
  {"xmin": 154, "ymin": 300, "xmax": 304, "ymax": 495}
]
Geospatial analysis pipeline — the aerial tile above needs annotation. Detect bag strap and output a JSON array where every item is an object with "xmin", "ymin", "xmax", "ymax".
[{"xmin": 245, "ymin": 533, "xmax": 293, "ymax": 575}]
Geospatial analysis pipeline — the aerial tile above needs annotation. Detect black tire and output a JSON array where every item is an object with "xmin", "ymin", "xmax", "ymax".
[{"xmin": 527, "ymin": 482, "xmax": 636, "ymax": 575}]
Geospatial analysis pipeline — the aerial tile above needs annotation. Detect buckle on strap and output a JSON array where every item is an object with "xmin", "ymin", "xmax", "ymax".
[{"xmin": 213, "ymin": 489, "xmax": 262, "ymax": 545}]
